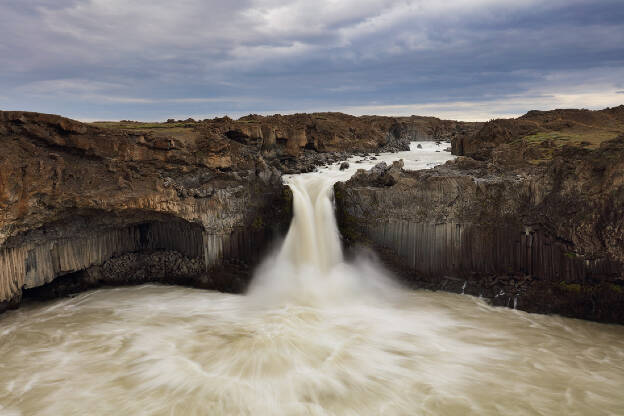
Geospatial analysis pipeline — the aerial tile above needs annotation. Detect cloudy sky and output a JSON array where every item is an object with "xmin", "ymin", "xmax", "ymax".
[{"xmin": 1, "ymin": 0, "xmax": 623, "ymax": 121}]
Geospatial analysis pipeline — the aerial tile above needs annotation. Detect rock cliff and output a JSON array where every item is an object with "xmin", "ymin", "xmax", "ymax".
[
  {"xmin": 453, "ymin": 105, "xmax": 624, "ymax": 161},
  {"xmin": 201, "ymin": 112, "xmax": 480, "ymax": 154},
  {"xmin": 0, "ymin": 110, "xmax": 476, "ymax": 312},
  {"xmin": 336, "ymin": 106, "xmax": 624, "ymax": 323},
  {"xmin": 0, "ymin": 111, "xmax": 289, "ymax": 311}
]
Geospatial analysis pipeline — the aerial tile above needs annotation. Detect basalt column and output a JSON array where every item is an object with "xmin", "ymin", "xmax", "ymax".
[{"xmin": 334, "ymin": 160, "xmax": 624, "ymax": 323}]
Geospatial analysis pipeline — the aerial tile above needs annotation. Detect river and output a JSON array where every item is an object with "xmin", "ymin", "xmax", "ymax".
[{"xmin": 1, "ymin": 142, "xmax": 623, "ymax": 415}]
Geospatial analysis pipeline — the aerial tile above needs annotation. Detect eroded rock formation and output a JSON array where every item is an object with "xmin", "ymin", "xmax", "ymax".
[
  {"xmin": 1, "ymin": 110, "xmax": 476, "ymax": 312},
  {"xmin": 0, "ymin": 111, "xmax": 289, "ymax": 311},
  {"xmin": 452, "ymin": 105, "xmax": 624, "ymax": 161},
  {"xmin": 336, "ymin": 107, "xmax": 624, "ymax": 323},
  {"xmin": 8, "ymin": 106, "xmax": 622, "ymax": 323},
  {"xmin": 208, "ymin": 112, "xmax": 480, "ymax": 155}
]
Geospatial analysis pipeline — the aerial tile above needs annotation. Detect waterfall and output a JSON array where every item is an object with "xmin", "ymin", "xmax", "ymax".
[
  {"xmin": 247, "ymin": 171, "xmax": 402, "ymax": 305},
  {"xmin": 278, "ymin": 175, "xmax": 343, "ymax": 273}
]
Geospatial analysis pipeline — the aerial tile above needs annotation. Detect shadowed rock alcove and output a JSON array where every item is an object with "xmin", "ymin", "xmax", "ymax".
[{"xmin": 0, "ymin": 209, "xmax": 279, "ymax": 310}]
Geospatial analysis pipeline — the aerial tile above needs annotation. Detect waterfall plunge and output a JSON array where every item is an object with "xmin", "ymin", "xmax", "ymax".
[
  {"xmin": 247, "ymin": 173, "xmax": 402, "ymax": 308},
  {"xmin": 279, "ymin": 175, "xmax": 343, "ymax": 273}
]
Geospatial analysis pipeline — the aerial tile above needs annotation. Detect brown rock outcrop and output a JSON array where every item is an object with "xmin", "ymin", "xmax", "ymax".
[
  {"xmin": 336, "ymin": 107, "xmax": 624, "ymax": 323},
  {"xmin": 452, "ymin": 105, "xmax": 624, "ymax": 161},
  {"xmin": 0, "ymin": 109, "xmax": 477, "ymax": 312},
  {"xmin": 206, "ymin": 112, "xmax": 481, "ymax": 155},
  {"xmin": 0, "ymin": 111, "xmax": 289, "ymax": 311}
]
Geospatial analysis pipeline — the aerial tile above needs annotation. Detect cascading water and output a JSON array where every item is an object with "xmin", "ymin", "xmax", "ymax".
[
  {"xmin": 278, "ymin": 175, "xmax": 343, "ymax": 274},
  {"xmin": 1, "ymin": 142, "xmax": 624, "ymax": 416}
]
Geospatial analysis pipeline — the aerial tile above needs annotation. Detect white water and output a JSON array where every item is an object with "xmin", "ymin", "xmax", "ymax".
[
  {"xmin": 1, "ymin": 142, "xmax": 624, "ymax": 415},
  {"xmin": 310, "ymin": 141, "xmax": 455, "ymax": 181}
]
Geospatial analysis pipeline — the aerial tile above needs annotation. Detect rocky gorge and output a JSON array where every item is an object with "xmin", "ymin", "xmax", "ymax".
[
  {"xmin": 0, "ymin": 110, "xmax": 478, "ymax": 313},
  {"xmin": 1, "ymin": 107, "xmax": 623, "ymax": 324},
  {"xmin": 336, "ymin": 106, "xmax": 624, "ymax": 323}
]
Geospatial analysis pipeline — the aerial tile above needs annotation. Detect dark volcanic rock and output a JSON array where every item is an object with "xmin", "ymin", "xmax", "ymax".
[
  {"xmin": 452, "ymin": 105, "xmax": 624, "ymax": 161},
  {"xmin": 0, "ymin": 111, "xmax": 290, "ymax": 308},
  {"xmin": 208, "ymin": 112, "xmax": 481, "ymax": 157},
  {"xmin": 0, "ymin": 110, "xmax": 478, "ymax": 310},
  {"xmin": 336, "ymin": 132, "xmax": 624, "ymax": 323}
]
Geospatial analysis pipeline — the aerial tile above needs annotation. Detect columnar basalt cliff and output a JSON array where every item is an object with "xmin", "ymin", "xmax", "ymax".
[
  {"xmin": 0, "ymin": 110, "xmax": 477, "ymax": 312},
  {"xmin": 336, "ymin": 106, "xmax": 624, "ymax": 323},
  {"xmin": 0, "ymin": 111, "xmax": 288, "ymax": 311},
  {"xmin": 8, "ymin": 107, "xmax": 622, "ymax": 323}
]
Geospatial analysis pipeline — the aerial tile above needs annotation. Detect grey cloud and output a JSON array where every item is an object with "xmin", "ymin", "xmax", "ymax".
[{"xmin": 1, "ymin": 0, "xmax": 623, "ymax": 120}]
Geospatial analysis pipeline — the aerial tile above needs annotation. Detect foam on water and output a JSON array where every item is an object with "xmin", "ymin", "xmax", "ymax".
[
  {"xmin": 1, "ymin": 142, "xmax": 623, "ymax": 415},
  {"xmin": 298, "ymin": 141, "xmax": 454, "ymax": 182}
]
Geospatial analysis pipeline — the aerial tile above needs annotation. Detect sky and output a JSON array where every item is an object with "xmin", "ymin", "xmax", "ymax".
[{"xmin": 1, "ymin": 0, "xmax": 623, "ymax": 121}]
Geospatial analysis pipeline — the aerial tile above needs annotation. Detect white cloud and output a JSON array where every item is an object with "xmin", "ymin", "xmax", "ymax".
[
  {"xmin": 335, "ymin": 88, "xmax": 624, "ymax": 122},
  {"xmin": 15, "ymin": 77, "xmax": 256, "ymax": 105},
  {"xmin": 25, "ymin": 0, "xmax": 560, "ymax": 67},
  {"xmin": 17, "ymin": 79, "xmax": 126, "ymax": 94}
]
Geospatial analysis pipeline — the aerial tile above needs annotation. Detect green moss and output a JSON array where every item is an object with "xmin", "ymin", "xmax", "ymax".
[
  {"xmin": 336, "ymin": 208, "xmax": 370, "ymax": 243},
  {"xmin": 557, "ymin": 281, "xmax": 624, "ymax": 297},
  {"xmin": 90, "ymin": 121, "xmax": 194, "ymax": 130},
  {"xmin": 559, "ymin": 281, "xmax": 582, "ymax": 293},
  {"xmin": 520, "ymin": 130, "xmax": 618, "ymax": 151},
  {"xmin": 610, "ymin": 284, "xmax": 623, "ymax": 294},
  {"xmin": 564, "ymin": 252, "xmax": 576, "ymax": 259},
  {"xmin": 251, "ymin": 216, "xmax": 265, "ymax": 230},
  {"xmin": 522, "ymin": 132, "xmax": 567, "ymax": 144},
  {"xmin": 282, "ymin": 187, "xmax": 293, "ymax": 217},
  {"xmin": 333, "ymin": 185, "xmax": 372, "ymax": 244},
  {"xmin": 334, "ymin": 188, "xmax": 343, "ymax": 201},
  {"xmin": 339, "ymin": 215, "xmax": 363, "ymax": 242}
]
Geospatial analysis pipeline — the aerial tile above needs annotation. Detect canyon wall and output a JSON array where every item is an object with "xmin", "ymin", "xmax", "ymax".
[
  {"xmin": 6, "ymin": 107, "xmax": 622, "ymax": 323},
  {"xmin": 336, "ymin": 107, "xmax": 624, "ymax": 323},
  {"xmin": 1, "ymin": 110, "xmax": 475, "ymax": 311},
  {"xmin": 0, "ymin": 111, "xmax": 290, "ymax": 311},
  {"xmin": 206, "ymin": 112, "xmax": 481, "ymax": 155}
]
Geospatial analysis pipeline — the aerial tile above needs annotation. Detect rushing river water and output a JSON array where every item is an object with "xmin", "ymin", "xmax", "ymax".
[{"xmin": 1, "ymin": 143, "xmax": 624, "ymax": 415}]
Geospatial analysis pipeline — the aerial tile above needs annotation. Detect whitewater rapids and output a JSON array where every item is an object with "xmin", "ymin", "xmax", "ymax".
[{"xmin": 1, "ymin": 142, "xmax": 623, "ymax": 415}]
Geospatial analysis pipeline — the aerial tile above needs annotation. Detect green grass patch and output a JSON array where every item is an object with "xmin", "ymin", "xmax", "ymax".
[
  {"xmin": 520, "ymin": 129, "xmax": 621, "ymax": 164},
  {"xmin": 521, "ymin": 130, "xmax": 619, "ymax": 150},
  {"xmin": 522, "ymin": 132, "xmax": 567, "ymax": 143},
  {"xmin": 90, "ymin": 121, "xmax": 194, "ymax": 130}
]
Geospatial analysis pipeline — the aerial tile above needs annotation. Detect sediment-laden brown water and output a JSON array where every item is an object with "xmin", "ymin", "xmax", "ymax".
[
  {"xmin": 1, "ymin": 144, "xmax": 623, "ymax": 415},
  {"xmin": 1, "ymin": 284, "xmax": 623, "ymax": 415}
]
